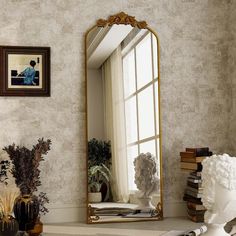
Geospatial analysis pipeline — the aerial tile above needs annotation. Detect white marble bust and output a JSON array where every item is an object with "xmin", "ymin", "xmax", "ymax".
[
  {"xmin": 134, "ymin": 152, "xmax": 159, "ymax": 210},
  {"xmin": 201, "ymin": 154, "xmax": 236, "ymax": 236}
]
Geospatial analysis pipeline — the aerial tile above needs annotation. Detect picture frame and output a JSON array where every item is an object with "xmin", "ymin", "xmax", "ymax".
[{"xmin": 0, "ymin": 46, "xmax": 50, "ymax": 96}]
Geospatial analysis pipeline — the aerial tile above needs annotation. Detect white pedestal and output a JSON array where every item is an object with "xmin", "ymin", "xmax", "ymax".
[{"xmin": 136, "ymin": 197, "xmax": 155, "ymax": 210}]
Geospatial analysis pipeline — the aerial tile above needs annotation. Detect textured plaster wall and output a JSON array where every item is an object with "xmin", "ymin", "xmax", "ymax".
[
  {"xmin": 229, "ymin": 0, "xmax": 236, "ymax": 155},
  {"xmin": 87, "ymin": 69, "xmax": 105, "ymax": 140},
  {"xmin": 0, "ymin": 0, "xmax": 234, "ymax": 222}
]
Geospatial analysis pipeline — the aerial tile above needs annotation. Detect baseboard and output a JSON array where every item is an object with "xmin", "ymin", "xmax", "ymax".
[
  {"xmin": 163, "ymin": 201, "xmax": 187, "ymax": 217},
  {"xmin": 41, "ymin": 204, "xmax": 86, "ymax": 223}
]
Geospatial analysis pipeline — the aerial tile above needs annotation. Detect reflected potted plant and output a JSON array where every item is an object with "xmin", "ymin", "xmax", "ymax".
[
  {"xmin": 88, "ymin": 164, "xmax": 111, "ymax": 203},
  {"xmin": 88, "ymin": 139, "xmax": 111, "ymax": 168},
  {"xmin": 88, "ymin": 139, "xmax": 112, "ymax": 201},
  {"xmin": 3, "ymin": 138, "xmax": 51, "ymax": 232},
  {"xmin": 0, "ymin": 160, "xmax": 19, "ymax": 236}
]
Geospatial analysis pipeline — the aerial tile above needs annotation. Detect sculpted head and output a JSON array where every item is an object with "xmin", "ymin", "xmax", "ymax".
[
  {"xmin": 202, "ymin": 154, "xmax": 236, "ymax": 224},
  {"xmin": 134, "ymin": 152, "xmax": 159, "ymax": 197}
]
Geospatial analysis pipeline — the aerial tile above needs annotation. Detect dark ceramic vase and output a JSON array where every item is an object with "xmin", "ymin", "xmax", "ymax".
[
  {"xmin": 14, "ymin": 195, "xmax": 39, "ymax": 231},
  {"xmin": 0, "ymin": 216, "xmax": 19, "ymax": 236}
]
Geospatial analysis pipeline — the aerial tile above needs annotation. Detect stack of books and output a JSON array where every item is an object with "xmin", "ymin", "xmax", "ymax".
[
  {"xmin": 180, "ymin": 147, "xmax": 212, "ymax": 171},
  {"xmin": 180, "ymin": 147, "xmax": 213, "ymax": 222},
  {"xmin": 184, "ymin": 171, "xmax": 206, "ymax": 222}
]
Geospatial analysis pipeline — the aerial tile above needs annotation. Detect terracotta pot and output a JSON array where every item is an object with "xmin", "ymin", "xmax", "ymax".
[
  {"xmin": 14, "ymin": 195, "xmax": 39, "ymax": 231},
  {"xmin": 27, "ymin": 218, "xmax": 43, "ymax": 236},
  {"xmin": 0, "ymin": 216, "xmax": 19, "ymax": 236}
]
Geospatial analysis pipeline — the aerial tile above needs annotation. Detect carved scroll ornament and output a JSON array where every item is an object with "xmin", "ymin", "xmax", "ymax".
[{"xmin": 97, "ymin": 12, "xmax": 147, "ymax": 29}]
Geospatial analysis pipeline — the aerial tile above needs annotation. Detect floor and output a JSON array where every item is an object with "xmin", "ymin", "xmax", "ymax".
[{"xmin": 43, "ymin": 217, "xmax": 203, "ymax": 236}]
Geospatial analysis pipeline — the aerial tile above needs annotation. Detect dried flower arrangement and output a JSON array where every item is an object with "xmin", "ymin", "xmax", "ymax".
[
  {"xmin": 3, "ymin": 138, "xmax": 52, "ymax": 216},
  {"xmin": 0, "ymin": 186, "xmax": 19, "ymax": 219},
  {"xmin": 38, "ymin": 192, "xmax": 49, "ymax": 217},
  {"xmin": 3, "ymin": 138, "xmax": 51, "ymax": 195},
  {"xmin": 0, "ymin": 156, "xmax": 20, "ymax": 234},
  {"xmin": 0, "ymin": 188, "xmax": 19, "ymax": 235}
]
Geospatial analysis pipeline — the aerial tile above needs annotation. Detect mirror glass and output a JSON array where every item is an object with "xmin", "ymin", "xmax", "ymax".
[{"xmin": 86, "ymin": 14, "xmax": 162, "ymax": 223}]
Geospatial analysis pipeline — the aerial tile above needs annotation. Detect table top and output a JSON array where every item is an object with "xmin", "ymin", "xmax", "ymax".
[{"xmin": 43, "ymin": 217, "xmax": 203, "ymax": 236}]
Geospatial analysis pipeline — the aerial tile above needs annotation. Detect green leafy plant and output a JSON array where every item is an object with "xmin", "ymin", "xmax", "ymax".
[
  {"xmin": 88, "ymin": 164, "xmax": 111, "ymax": 193},
  {"xmin": 88, "ymin": 139, "xmax": 111, "ymax": 168}
]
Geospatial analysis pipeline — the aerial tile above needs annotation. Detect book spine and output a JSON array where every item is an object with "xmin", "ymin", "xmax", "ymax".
[
  {"xmin": 181, "ymin": 157, "xmax": 197, "ymax": 163},
  {"xmin": 190, "ymin": 171, "xmax": 202, "ymax": 177},
  {"xmin": 180, "ymin": 151, "xmax": 195, "ymax": 158},
  {"xmin": 181, "ymin": 162, "xmax": 202, "ymax": 171},
  {"xmin": 186, "ymin": 190, "xmax": 202, "ymax": 198},
  {"xmin": 187, "ymin": 181, "xmax": 202, "ymax": 189},
  {"xmin": 187, "ymin": 209, "xmax": 206, "ymax": 216},
  {"xmin": 187, "ymin": 213, "xmax": 204, "ymax": 222},
  {"xmin": 187, "ymin": 178, "xmax": 202, "ymax": 183},
  {"xmin": 183, "ymin": 194, "xmax": 202, "ymax": 204},
  {"xmin": 187, "ymin": 202, "xmax": 205, "ymax": 211},
  {"xmin": 186, "ymin": 186, "xmax": 203, "ymax": 194},
  {"xmin": 181, "ymin": 156, "xmax": 206, "ymax": 163},
  {"xmin": 186, "ymin": 147, "xmax": 210, "ymax": 157}
]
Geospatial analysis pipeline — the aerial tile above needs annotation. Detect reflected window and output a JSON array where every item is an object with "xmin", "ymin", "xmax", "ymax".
[
  {"xmin": 123, "ymin": 49, "xmax": 136, "ymax": 97},
  {"xmin": 136, "ymin": 33, "xmax": 152, "ymax": 89},
  {"xmin": 122, "ymin": 32, "xmax": 159, "ymax": 192}
]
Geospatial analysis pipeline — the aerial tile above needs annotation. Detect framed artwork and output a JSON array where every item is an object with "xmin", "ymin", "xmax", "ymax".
[{"xmin": 0, "ymin": 46, "xmax": 50, "ymax": 96}]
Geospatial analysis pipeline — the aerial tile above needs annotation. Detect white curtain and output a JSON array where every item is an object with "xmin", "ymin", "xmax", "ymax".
[{"xmin": 102, "ymin": 46, "xmax": 129, "ymax": 203}]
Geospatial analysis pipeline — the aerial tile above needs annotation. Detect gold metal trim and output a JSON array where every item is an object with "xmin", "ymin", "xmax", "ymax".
[
  {"xmin": 85, "ymin": 12, "xmax": 163, "ymax": 224},
  {"xmin": 148, "ymin": 26, "xmax": 164, "ymax": 221},
  {"xmin": 156, "ymin": 202, "xmax": 163, "ymax": 220},
  {"xmin": 88, "ymin": 205, "xmax": 100, "ymax": 223},
  {"xmin": 97, "ymin": 12, "xmax": 147, "ymax": 29}
]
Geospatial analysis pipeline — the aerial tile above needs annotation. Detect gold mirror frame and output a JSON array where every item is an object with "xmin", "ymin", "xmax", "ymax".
[{"xmin": 85, "ymin": 12, "xmax": 163, "ymax": 224}]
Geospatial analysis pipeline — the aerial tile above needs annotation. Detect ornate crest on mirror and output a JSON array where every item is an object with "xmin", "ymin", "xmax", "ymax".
[{"xmin": 85, "ymin": 12, "xmax": 163, "ymax": 223}]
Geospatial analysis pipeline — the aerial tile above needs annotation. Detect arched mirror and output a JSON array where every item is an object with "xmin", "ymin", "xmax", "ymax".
[{"xmin": 86, "ymin": 12, "xmax": 163, "ymax": 223}]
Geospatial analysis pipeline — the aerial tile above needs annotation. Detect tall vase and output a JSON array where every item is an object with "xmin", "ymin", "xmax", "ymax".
[
  {"xmin": 0, "ymin": 216, "xmax": 19, "ymax": 236},
  {"xmin": 14, "ymin": 195, "xmax": 39, "ymax": 231}
]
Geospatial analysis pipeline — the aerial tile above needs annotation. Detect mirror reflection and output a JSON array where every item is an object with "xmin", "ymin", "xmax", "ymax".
[{"xmin": 87, "ymin": 22, "xmax": 162, "ymax": 223}]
